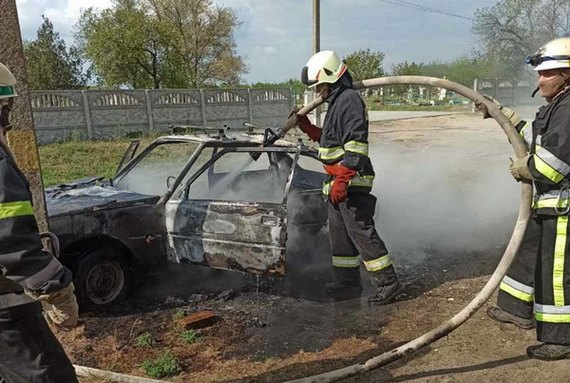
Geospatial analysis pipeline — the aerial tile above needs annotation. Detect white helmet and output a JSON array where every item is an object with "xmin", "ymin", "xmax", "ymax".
[
  {"xmin": 0, "ymin": 63, "xmax": 17, "ymax": 100},
  {"xmin": 301, "ymin": 50, "xmax": 347, "ymax": 88},
  {"xmin": 527, "ymin": 37, "xmax": 570, "ymax": 71}
]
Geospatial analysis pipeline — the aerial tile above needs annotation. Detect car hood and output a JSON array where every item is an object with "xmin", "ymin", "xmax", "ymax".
[{"xmin": 46, "ymin": 177, "xmax": 160, "ymax": 217}]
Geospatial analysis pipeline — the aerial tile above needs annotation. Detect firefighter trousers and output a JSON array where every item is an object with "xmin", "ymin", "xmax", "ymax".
[
  {"xmin": 328, "ymin": 191, "xmax": 397, "ymax": 285},
  {"xmin": 496, "ymin": 218, "xmax": 539, "ymax": 319},
  {"xmin": 0, "ymin": 309, "xmax": 78, "ymax": 383},
  {"xmin": 534, "ymin": 216, "xmax": 570, "ymax": 344}
]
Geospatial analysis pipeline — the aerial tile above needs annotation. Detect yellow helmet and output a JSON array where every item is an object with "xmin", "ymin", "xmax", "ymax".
[
  {"xmin": 301, "ymin": 50, "xmax": 347, "ymax": 88},
  {"xmin": 0, "ymin": 63, "xmax": 17, "ymax": 100},
  {"xmin": 527, "ymin": 37, "xmax": 570, "ymax": 71}
]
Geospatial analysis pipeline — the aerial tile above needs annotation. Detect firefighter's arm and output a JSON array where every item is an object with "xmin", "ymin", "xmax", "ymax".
[
  {"xmin": 339, "ymin": 94, "xmax": 369, "ymax": 171},
  {"xmin": 527, "ymin": 105, "xmax": 570, "ymax": 184},
  {"xmin": 0, "ymin": 155, "xmax": 77, "ymax": 329}
]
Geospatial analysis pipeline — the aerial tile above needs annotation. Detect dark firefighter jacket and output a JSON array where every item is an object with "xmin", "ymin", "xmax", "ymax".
[
  {"xmin": 0, "ymin": 145, "xmax": 72, "ymax": 321},
  {"xmin": 517, "ymin": 88, "xmax": 570, "ymax": 215},
  {"xmin": 319, "ymin": 85, "xmax": 375, "ymax": 194}
]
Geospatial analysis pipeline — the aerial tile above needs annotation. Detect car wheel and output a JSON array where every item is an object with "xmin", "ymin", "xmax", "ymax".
[{"xmin": 74, "ymin": 247, "xmax": 130, "ymax": 307}]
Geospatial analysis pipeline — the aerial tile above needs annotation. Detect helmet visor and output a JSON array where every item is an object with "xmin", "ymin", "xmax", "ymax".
[
  {"xmin": 0, "ymin": 85, "xmax": 16, "ymax": 98},
  {"xmin": 527, "ymin": 54, "xmax": 570, "ymax": 67},
  {"xmin": 301, "ymin": 66, "xmax": 317, "ymax": 87}
]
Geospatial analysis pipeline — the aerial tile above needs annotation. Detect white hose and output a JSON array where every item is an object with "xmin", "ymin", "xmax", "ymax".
[{"xmin": 74, "ymin": 364, "xmax": 170, "ymax": 383}]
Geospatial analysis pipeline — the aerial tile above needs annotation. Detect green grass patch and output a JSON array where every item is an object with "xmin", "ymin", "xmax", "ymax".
[
  {"xmin": 180, "ymin": 329, "xmax": 201, "ymax": 344},
  {"xmin": 135, "ymin": 332, "xmax": 154, "ymax": 347},
  {"xmin": 141, "ymin": 352, "xmax": 181, "ymax": 379}
]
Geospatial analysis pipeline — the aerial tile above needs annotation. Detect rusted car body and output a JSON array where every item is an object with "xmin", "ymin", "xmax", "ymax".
[{"xmin": 46, "ymin": 131, "xmax": 328, "ymax": 306}]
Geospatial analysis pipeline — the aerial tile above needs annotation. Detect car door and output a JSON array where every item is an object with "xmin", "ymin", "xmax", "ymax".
[{"xmin": 164, "ymin": 146, "xmax": 298, "ymax": 276}]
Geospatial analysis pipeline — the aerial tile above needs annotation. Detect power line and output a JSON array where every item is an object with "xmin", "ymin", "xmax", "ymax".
[{"xmin": 379, "ymin": 0, "xmax": 474, "ymax": 21}]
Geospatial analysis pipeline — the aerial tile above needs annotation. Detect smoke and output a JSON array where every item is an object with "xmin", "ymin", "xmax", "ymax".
[{"xmin": 370, "ymin": 134, "xmax": 520, "ymax": 265}]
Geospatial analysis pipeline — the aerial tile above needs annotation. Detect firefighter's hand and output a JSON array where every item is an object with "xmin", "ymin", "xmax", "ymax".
[
  {"xmin": 39, "ymin": 283, "xmax": 79, "ymax": 331},
  {"xmin": 327, "ymin": 163, "xmax": 357, "ymax": 205},
  {"xmin": 330, "ymin": 179, "xmax": 349, "ymax": 204},
  {"xmin": 509, "ymin": 155, "xmax": 534, "ymax": 182},
  {"xmin": 477, "ymin": 95, "xmax": 522, "ymax": 127},
  {"xmin": 291, "ymin": 109, "xmax": 321, "ymax": 142}
]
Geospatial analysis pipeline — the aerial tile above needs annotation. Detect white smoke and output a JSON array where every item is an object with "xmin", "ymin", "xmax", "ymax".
[{"xmin": 369, "ymin": 125, "xmax": 520, "ymax": 265}]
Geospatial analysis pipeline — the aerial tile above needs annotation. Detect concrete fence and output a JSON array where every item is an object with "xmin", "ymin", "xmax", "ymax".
[
  {"xmin": 30, "ymin": 88, "xmax": 293, "ymax": 144},
  {"xmin": 474, "ymin": 78, "xmax": 535, "ymax": 106}
]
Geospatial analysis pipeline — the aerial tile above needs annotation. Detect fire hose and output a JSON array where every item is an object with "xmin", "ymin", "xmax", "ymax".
[{"xmin": 275, "ymin": 76, "xmax": 533, "ymax": 382}]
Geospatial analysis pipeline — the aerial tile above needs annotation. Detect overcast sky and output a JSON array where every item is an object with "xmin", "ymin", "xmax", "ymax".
[{"xmin": 15, "ymin": 0, "xmax": 499, "ymax": 83}]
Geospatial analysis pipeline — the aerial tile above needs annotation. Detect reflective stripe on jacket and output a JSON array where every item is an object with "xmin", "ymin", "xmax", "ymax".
[{"xmin": 526, "ymin": 89, "xmax": 570, "ymax": 215}]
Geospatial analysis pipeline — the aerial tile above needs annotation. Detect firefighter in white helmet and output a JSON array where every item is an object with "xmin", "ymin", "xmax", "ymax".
[
  {"xmin": 295, "ymin": 50, "xmax": 402, "ymax": 304},
  {"xmin": 482, "ymin": 37, "xmax": 570, "ymax": 360},
  {"xmin": 0, "ymin": 63, "xmax": 79, "ymax": 382}
]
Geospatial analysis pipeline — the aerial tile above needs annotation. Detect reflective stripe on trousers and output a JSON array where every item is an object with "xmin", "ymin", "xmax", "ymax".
[{"xmin": 499, "ymin": 276, "xmax": 534, "ymax": 302}]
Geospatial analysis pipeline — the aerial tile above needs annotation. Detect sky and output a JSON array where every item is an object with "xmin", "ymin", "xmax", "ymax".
[{"xmin": 15, "ymin": 0, "xmax": 499, "ymax": 84}]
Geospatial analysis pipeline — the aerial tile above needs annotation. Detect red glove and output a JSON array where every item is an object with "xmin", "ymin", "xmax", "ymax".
[
  {"xmin": 324, "ymin": 163, "xmax": 357, "ymax": 205},
  {"xmin": 296, "ymin": 114, "xmax": 322, "ymax": 142}
]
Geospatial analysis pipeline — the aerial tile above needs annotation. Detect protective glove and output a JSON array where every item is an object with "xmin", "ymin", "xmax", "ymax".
[
  {"xmin": 324, "ymin": 163, "xmax": 357, "ymax": 205},
  {"xmin": 32, "ymin": 283, "xmax": 79, "ymax": 331},
  {"xmin": 290, "ymin": 108, "xmax": 322, "ymax": 142},
  {"xmin": 509, "ymin": 154, "xmax": 534, "ymax": 182},
  {"xmin": 477, "ymin": 95, "xmax": 522, "ymax": 127}
]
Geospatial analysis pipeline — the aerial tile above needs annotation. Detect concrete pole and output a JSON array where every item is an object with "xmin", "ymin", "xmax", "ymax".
[
  {"xmin": 0, "ymin": 0, "xmax": 48, "ymax": 231},
  {"xmin": 313, "ymin": 0, "xmax": 321, "ymax": 126}
]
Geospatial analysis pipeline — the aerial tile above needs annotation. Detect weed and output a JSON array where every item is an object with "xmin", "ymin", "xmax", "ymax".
[
  {"xmin": 173, "ymin": 309, "xmax": 186, "ymax": 321},
  {"xmin": 135, "ymin": 332, "xmax": 154, "ymax": 347},
  {"xmin": 141, "ymin": 352, "xmax": 181, "ymax": 379},
  {"xmin": 180, "ymin": 329, "xmax": 201, "ymax": 344}
]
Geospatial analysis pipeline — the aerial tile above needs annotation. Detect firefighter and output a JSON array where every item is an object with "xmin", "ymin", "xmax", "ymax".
[
  {"xmin": 475, "ymin": 95, "xmax": 538, "ymax": 330},
  {"xmin": 484, "ymin": 37, "xmax": 570, "ymax": 360},
  {"xmin": 0, "ymin": 63, "xmax": 79, "ymax": 382},
  {"xmin": 295, "ymin": 50, "xmax": 401, "ymax": 304}
]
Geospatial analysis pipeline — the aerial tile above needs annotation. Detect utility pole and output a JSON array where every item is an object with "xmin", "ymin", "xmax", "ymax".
[
  {"xmin": 313, "ymin": 0, "xmax": 321, "ymax": 125},
  {"xmin": 0, "ymin": 0, "xmax": 48, "ymax": 231}
]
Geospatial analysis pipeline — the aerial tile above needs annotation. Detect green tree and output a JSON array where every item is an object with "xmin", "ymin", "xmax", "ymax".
[
  {"xmin": 147, "ymin": 0, "xmax": 247, "ymax": 87},
  {"xmin": 76, "ymin": 0, "xmax": 246, "ymax": 89},
  {"xmin": 76, "ymin": 0, "xmax": 168, "ymax": 88},
  {"xmin": 24, "ymin": 16, "xmax": 88, "ymax": 90},
  {"xmin": 343, "ymin": 49, "xmax": 385, "ymax": 81},
  {"xmin": 473, "ymin": 0, "xmax": 570, "ymax": 78},
  {"xmin": 391, "ymin": 61, "xmax": 425, "ymax": 76}
]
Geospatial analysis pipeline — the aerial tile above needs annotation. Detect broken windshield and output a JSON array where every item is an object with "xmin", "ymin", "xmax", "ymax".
[{"xmin": 113, "ymin": 142, "xmax": 198, "ymax": 196}]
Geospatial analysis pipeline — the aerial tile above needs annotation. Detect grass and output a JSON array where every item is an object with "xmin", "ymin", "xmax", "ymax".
[
  {"xmin": 135, "ymin": 332, "xmax": 154, "ymax": 347},
  {"xmin": 38, "ymin": 137, "xmax": 157, "ymax": 187},
  {"xmin": 140, "ymin": 352, "xmax": 182, "ymax": 379},
  {"xmin": 180, "ymin": 329, "xmax": 201, "ymax": 344}
]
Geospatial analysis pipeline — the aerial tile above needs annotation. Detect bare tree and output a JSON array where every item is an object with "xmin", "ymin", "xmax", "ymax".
[{"xmin": 473, "ymin": 0, "xmax": 570, "ymax": 78}]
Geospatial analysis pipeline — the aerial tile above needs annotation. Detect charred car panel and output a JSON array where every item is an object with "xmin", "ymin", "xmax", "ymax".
[{"xmin": 165, "ymin": 200, "xmax": 287, "ymax": 274}]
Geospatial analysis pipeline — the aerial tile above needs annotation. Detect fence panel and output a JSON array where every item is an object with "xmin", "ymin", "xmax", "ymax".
[
  {"xmin": 31, "ymin": 91, "xmax": 87, "ymax": 143},
  {"xmin": 31, "ymin": 88, "xmax": 293, "ymax": 143}
]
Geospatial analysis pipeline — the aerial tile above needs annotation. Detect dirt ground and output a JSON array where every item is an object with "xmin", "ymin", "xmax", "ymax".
[{"xmin": 57, "ymin": 112, "xmax": 570, "ymax": 383}]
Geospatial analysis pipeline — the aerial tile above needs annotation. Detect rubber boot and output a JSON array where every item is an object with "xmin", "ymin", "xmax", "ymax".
[
  {"xmin": 368, "ymin": 265, "xmax": 403, "ymax": 305},
  {"xmin": 527, "ymin": 343, "xmax": 570, "ymax": 360},
  {"xmin": 325, "ymin": 267, "xmax": 362, "ymax": 301},
  {"xmin": 486, "ymin": 306, "xmax": 534, "ymax": 329}
]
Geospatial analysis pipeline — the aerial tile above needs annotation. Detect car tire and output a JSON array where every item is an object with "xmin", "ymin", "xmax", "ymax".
[{"xmin": 74, "ymin": 247, "xmax": 131, "ymax": 308}]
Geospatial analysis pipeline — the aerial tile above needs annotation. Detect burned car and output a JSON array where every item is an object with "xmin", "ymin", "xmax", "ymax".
[{"xmin": 46, "ymin": 129, "xmax": 328, "ymax": 306}]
